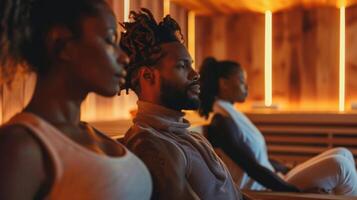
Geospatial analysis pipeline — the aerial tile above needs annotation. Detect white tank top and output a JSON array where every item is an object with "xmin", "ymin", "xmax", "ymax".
[
  {"xmin": 6, "ymin": 113, "xmax": 152, "ymax": 200},
  {"xmin": 213, "ymin": 100, "xmax": 274, "ymax": 190}
]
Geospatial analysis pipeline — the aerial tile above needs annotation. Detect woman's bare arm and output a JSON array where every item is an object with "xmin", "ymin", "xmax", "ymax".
[{"xmin": 0, "ymin": 126, "xmax": 48, "ymax": 200}]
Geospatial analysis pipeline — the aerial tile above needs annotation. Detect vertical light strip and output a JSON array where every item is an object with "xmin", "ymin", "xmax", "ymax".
[
  {"xmin": 339, "ymin": 6, "xmax": 346, "ymax": 112},
  {"xmin": 124, "ymin": 0, "xmax": 130, "ymax": 22},
  {"xmin": 188, "ymin": 11, "xmax": 196, "ymax": 68},
  {"xmin": 80, "ymin": 93, "xmax": 96, "ymax": 121},
  {"xmin": 164, "ymin": 0, "xmax": 170, "ymax": 17},
  {"xmin": 265, "ymin": 11, "xmax": 272, "ymax": 107}
]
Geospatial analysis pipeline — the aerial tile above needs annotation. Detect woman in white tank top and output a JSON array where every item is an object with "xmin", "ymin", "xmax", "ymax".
[
  {"xmin": 198, "ymin": 57, "xmax": 357, "ymax": 196},
  {"xmin": 0, "ymin": 1, "xmax": 152, "ymax": 199}
]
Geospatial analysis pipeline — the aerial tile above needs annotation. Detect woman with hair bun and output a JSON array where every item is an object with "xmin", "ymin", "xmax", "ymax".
[{"xmin": 199, "ymin": 57, "xmax": 357, "ymax": 196}]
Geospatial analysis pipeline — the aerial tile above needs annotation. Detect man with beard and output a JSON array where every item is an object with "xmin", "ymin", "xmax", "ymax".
[{"xmin": 120, "ymin": 9, "xmax": 242, "ymax": 200}]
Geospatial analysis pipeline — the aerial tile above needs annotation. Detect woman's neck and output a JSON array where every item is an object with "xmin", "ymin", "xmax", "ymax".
[
  {"xmin": 24, "ymin": 75, "xmax": 86, "ymax": 126},
  {"xmin": 217, "ymin": 93, "xmax": 234, "ymax": 105}
]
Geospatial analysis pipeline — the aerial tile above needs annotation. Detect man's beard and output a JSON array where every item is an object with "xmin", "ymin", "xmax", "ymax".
[{"xmin": 160, "ymin": 77, "xmax": 200, "ymax": 111}]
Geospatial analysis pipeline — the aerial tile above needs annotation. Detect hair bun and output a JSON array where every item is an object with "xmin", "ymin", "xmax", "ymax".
[{"xmin": 202, "ymin": 57, "xmax": 217, "ymax": 66}]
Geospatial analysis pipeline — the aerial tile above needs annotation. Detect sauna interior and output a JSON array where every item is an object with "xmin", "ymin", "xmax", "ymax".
[{"xmin": 2, "ymin": 0, "xmax": 357, "ymax": 176}]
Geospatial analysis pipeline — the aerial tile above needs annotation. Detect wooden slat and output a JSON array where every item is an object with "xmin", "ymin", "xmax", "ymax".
[
  {"xmin": 0, "ymin": 84, "xmax": 2, "ymax": 124},
  {"xmin": 3, "ymin": 76, "xmax": 24, "ymax": 123},
  {"xmin": 268, "ymin": 145, "xmax": 328, "ymax": 154},
  {"xmin": 244, "ymin": 190, "xmax": 354, "ymax": 200},
  {"xmin": 23, "ymin": 73, "xmax": 36, "ymax": 108},
  {"xmin": 258, "ymin": 125, "xmax": 357, "ymax": 135},
  {"xmin": 195, "ymin": 5, "xmax": 357, "ymax": 112},
  {"xmin": 346, "ymin": 5, "xmax": 357, "ymax": 108},
  {"xmin": 265, "ymin": 136, "xmax": 328, "ymax": 144}
]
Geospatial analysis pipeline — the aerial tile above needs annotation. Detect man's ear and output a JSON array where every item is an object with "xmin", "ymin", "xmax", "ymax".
[
  {"xmin": 46, "ymin": 26, "xmax": 73, "ymax": 62},
  {"xmin": 138, "ymin": 67, "xmax": 157, "ymax": 85}
]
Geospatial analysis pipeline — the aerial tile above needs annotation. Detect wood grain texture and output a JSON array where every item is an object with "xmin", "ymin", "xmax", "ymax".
[
  {"xmin": 346, "ymin": 5, "xmax": 357, "ymax": 109},
  {"xmin": 171, "ymin": 0, "xmax": 357, "ymax": 14},
  {"xmin": 0, "ymin": 0, "xmax": 189, "ymax": 124},
  {"xmin": 2, "ymin": 76, "xmax": 24, "ymax": 122},
  {"xmin": 195, "ymin": 6, "xmax": 351, "ymax": 111}
]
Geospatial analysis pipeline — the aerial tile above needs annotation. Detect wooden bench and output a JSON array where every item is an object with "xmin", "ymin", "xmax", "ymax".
[
  {"xmin": 243, "ymin": 190, "xmax": 357, "ymax": 200},
  {"xmin": 247, "ymin": 112, "xmax": 357, "ymax": 166}
]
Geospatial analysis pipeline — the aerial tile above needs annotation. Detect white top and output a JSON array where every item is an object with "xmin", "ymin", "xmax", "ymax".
[
  {"xmin": 6, "ymin": 112, "xmax": 152, "ymax": 200},
  {"xmin": 213, "ymin": 99, "xmax": 274, "ymax": 190}
]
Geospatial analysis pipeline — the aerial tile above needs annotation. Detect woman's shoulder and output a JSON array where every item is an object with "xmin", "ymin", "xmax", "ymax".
[
  {"xmin": 210, "ymin": 113, "xmax": 236, "ymax": 128},
  {"xmin": 0, "ymin": 124, "xmax": 48, "ymax": 199},
  {"xmin": 0, "ymin": 124, "xmax": 41, "ymax": 152}
]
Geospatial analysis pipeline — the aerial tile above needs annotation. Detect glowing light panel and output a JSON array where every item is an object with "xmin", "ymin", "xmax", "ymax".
[
  {"xmin": 339, "ymin": 6, "xmax": 345, "ymax": 112},
  {"xmin": 124, "ymin": 0, "xmax": 130, "ymax": 22},
  {"xmin": 188, "ymin": 11, "xmax": 196, "ymax": 68},
  {"xmin": 265, "ymin": 11, "xmax": 272, "ymax": 107},
  {"xmin": 164, "ymin": 0, "xmax": 170, "ymax": 16}
]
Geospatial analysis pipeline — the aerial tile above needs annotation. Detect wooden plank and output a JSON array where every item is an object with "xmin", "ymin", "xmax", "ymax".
[
  {"xmin": 258, "ymin": 125, "xmax": 357, "ymax": 135},
  {"xmin": 111, "ymin": 0, "xmax": 124, "ymax": 30},
  {"xmin": 265, "ymin": 136, "xmax": 329, "ymax": 144},
  {"xmin": 171, "ymin": 0, "xmax": 357, "ymax": 14},
  {"xmin": 170, "ymin": 2, "xmax": 188, "ymax": 45},
  {"xmin": 3, "ymin": 76, "xmax": 24, "ymax": 123},
  {"xmin": 244, "ymin": 190, "xmax": 354, "ymax": 200},
  {"xmin": 23, "ymin": 73, "xmax": 36, "ymax": 108},
  {"xmin": 0, "ymin": 84, "xmax": 2, "ymax": 125},
  {"xmin": 267, "ymin": 145, "xmax": 328, "ymax": 154},
  {"xmin": 346, "ymin": 5, "xmax": 357, "ymax": 109}
]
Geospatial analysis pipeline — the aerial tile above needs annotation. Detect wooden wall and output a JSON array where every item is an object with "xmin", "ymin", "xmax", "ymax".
[
  {"xmin": 4, "ymin": 2, "xmax": 357, "ymax": 124},
  {"xmin": 195, "ymin": 5, "xmax": 357, "ymax": 112},
  {"xmin": 0, "ymin": 0, "xmax": 189, "ymax": 124}
]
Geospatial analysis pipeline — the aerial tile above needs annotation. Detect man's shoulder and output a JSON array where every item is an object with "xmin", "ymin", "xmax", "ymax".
[
  {"xmin": 124, "ymin": 124, "xmax": 158, "ymax": 145},
  {"xmin": 125, "ymin": 125, "xmax": 176, "ymax": 150}
]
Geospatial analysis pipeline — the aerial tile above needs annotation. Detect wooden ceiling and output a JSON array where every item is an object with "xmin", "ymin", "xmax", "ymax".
[{"xmin": 171, "ymin": 0, "xmax": 357, "ymax": 15}]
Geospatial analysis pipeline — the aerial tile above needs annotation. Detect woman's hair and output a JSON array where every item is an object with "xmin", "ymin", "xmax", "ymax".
[
  {"xmin": 0, "ymin": 0, "xmax": 109, "ymax": 85},
  {"xmin": 198, "ymin": 57, "xmax": 242, "ymax": 118},
  {"xmin": 120, "ymin": 8, "xmax": 184, "ymax": 94}
]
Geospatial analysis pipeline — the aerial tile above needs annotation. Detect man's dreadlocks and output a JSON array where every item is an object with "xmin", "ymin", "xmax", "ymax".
[{"xmin": 119, "ymin": 8, "xmax": 184, "ymax": 93}]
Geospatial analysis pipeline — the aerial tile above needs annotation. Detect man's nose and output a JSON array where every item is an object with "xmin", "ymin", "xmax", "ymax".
[{"xmin": 190, "ymin": 68, "xmax": 200, "ymax": 81}]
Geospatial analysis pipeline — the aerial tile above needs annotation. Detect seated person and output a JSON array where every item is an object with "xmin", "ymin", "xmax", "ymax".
[
  {"xmin": 198, "ymin": 57, "xmax": 357, "ymax": 196},
  {"xmin": 120, "ymin": 9, "xmax": 242, "ymax": 200},
  {"xmin": 0, "ymin": 0, "xmax": 151, "ymax": 199}
]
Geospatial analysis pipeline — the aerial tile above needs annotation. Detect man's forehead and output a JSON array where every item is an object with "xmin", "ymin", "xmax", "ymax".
[{"xmin": 160, "ymin": 42, "xmax": 192, "ymax": 61}]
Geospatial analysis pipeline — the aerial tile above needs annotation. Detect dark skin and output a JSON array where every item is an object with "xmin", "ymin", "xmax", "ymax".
[
  {"xmin": 137, "ymin": 42, "xmax": 199, "ymax": 111},
  {"xmin": 0, "ymin": 4, "xmax": 128, "ymax": 200},
  {"xmin": 131, "ymin": 42, "xmax": 200, "ymax": 199}
]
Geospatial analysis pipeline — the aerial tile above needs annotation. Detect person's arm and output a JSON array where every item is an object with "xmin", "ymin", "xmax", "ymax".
[
  {"xmin": 127, "ymin": 133, "xmax": 199, "ymax": 200},
  {"xmin": 0, "ymin": 125, "xmax": 49, "ymax": 200},
  {"xmin": 269, "ymin": 158, "xmax": 291, "ymax": 174},
  {"xmin": 209, "ymin": 115, "xmax": 300, "ymax": 192}
]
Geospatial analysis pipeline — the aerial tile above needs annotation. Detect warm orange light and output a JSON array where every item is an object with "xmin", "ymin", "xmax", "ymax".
[
  {"xmin": 0, "ymin": 97, "xmax": 2, "ymax": 124},
  {"xmin": 80, "ymin": 93, "xmax": 97, "ymax": 121},
  {"xmin": 188, "ymin": 11, "xmax": 196, "ymax": 68},
  {"xmin": 164, "ymin": 0, "xmax": 170, "ymax": 16},
  {"xmin": 339, "ymin": 6, "xmax": 345, "ymax": 112},
  {"xmin": 124, "ymin": 0, "xmax": 130, "ymax": 22},
  {"xmin": 265, "ymin": 10, "xmax": 272, "ymax": 107}
]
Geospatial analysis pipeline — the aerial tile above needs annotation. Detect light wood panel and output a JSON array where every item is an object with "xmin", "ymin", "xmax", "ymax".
[
  {"xmin": 196, "ymin": 13, "xmax": 266, "ymax": 104},
  {"xmin": 172, "ymin": 0, "xmax": 357, "ymax": 14},
  {"xmin": 0, "ymin": 0, "xmax": 189, "ymax": 124},
  {"xmin": 346, "ymin": 5, "xmax": 357, "ymax": 109},
  {"xmin": 2, "ymin": 76, "xmax": 25, "ymax": 122},
  {"xmin": 195, "ymin": 5, "xmax": 356, "ymax": 111}
]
